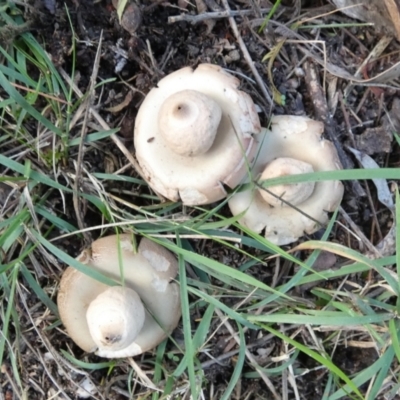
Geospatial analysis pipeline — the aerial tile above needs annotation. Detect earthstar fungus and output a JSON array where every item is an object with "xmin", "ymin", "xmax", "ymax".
[
  {"xmin": 58, "ymin": 235, "xmax": 181, "ymax": 358},
  {"xmin": 228, "ymin": 115, "xmax": 344, "ymax": 245}
]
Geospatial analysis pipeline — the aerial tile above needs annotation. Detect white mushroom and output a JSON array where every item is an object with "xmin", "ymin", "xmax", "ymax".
[
  {"xmin": 158, "ymin": 89, "xmax": 222, "ymax": 157},
  {"xmin": 134, "ymin": 63, "xmax": 262, "ymax": 205},
  {"xmin": 57, "ymin": 235, "xmax": 181, "ymax": 358},
  {"xmin": 228, "ymin": 115, "xmax": 344, "ymax": 245},
  {"xmin": 86, "ymin": 287, "xmax": 145, "ymax": 352}
]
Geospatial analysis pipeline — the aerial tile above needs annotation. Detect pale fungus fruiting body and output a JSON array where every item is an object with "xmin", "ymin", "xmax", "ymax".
[
  {"xmin": 258, "ymin": 157, "xmax": 315, "ymax": 207},
  {"xmin": 133, "ymin": 64, "xmax": 344, "ymax": 245},
  {"xmin": 57, "ymin": 235, "xmax": 181, "ymax": 358},
  {"xmin": 86, "ymin": 287, "xmax": 145, "ymax": 352},
  {"xmin": 158, "ymin": 89, "xmax": 222, "ymax": 157},
  {"xmin": 134, "ymin": 63, "xmax": 262, "ymax": 205},
  {"xmin": 228, "ymin": 115, "xmax": 344, "ymax": 246}
]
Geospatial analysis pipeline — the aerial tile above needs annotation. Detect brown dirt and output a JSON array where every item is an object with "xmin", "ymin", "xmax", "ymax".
[{"xmin": 1, "ymin": 0, "xmax": 400, "ymax": 398}]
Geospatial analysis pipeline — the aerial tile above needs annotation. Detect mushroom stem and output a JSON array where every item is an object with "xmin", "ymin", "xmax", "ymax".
[
  {"xmin": 158, "ymin": 89, "xmax": 222, "ymax": 157},
  {"xmin": 258, "ymin": 157, "xmax": 315, "ymax": 207},
  {"xmin": 86, "ymin": 286, "xmax": 145, "ymax": 352}
]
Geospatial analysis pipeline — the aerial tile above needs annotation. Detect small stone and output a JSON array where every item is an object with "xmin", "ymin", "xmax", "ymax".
[
  {"xmin": 355, "ymin": 126, "xmax": 392, "ymax": 154},
  {"xmin": 76, "ymin": 377, "xmax": 97, "ymax": 399},
  {"xmin": 294, "ymin": 67, "xmax": 305, "ymax": 77},
  {"xmin": 227, "ymin": 49, "xmax": 240, "ymax": 61},
  {"xmin": 121, "ymin": 3, "xmax": 142, "ymax": 35},
  {"xmin": 187, "ymin": 45, "xmax": 200, "ymax": 57},
  {"xmin": 285, "ymin": 78, "xmax": 300, "ymax": 90}
]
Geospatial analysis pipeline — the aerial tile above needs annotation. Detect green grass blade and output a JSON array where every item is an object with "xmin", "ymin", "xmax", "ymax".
[
  {"xmin": 147, "ymin": 236, "xmax": 291, "ymax": 300},
  {"xmin": 0, "ymin": 265, "xmax": 19, "ymax": 366},
  {"xmin": 396, "ymin": 188, "xmax": 400, "ymax": 300},
  {"xmin": 0, "ymin": 154, "xmax": 107, "ymax": 213},
  {"xmin": 0, "ymin": 69, "xmax": 62, "ymax": 135},
  {"xmin": 29, "ymin": 229, "xmax": 117, "ymax": 286},
  {"xmin": 260, "ymin": 324, "xmax": 364, "ymax": 400},
  {"xmin": 188, "ymin": 287, "xmax": 258, "ymax": 329},
  {"xmin": 20, "ymin": 264, "xmax": 58, "ymax": 315},
  {"xmin": 258, "ymin": 168, "xmax": 400, "ymax": 187},
  {"xmin": 248, "ymin": 312, "xmax": 392, "ymax": 325},
  {"xmin": 329, "ymin": 346, "xmax": 395, "ymax": 400},
  {"xmin": 60, "ymin": 349, "xmax": 115, "ymax": 370},
  {"xmin": 35, "ymin": 206, "xmax": 77, "ymax": 233},
  {"xmin": 389, "ymin": 319, "xmax": 400, "ymax": 363},
  {"xmin": 258, "ymin": 0, "xmax": 282, "ymax": 32},
  {"xmin": 175, "ymin": 235, "xmax": 199, "ymax": 398},
  {"xmin": 220, "ymin": 323, "xmax": 245, "ymax": 400},
  {"xmin": 68, "ymin": 129, "xmax": 119, "ymax": 146},
  {"xmin": 152, "ymin": 339, "xmax": 168, "ymax": 400},
  {"xmin": 367, "ymin": 346, "xmax": 395, "ymax": 399},
  {"xmin": 174, "ymin": 303, "xmax": 215, "ymax": 377},
  {"xmin": 295, "ymin": 241, "xmax": 399, "ymax": 294}
]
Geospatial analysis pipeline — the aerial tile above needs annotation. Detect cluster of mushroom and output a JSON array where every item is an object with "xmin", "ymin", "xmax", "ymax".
[
  {"xmin": 58, "ymin": 235, "xmax": 181, "ymax": 358},
  {"xmin": 57, "ymin": 65, "xmax": 344, "ymax": 358},
  {"xmin": 134, "ymin": 64, "xmax": 344, "ymax": 245}
]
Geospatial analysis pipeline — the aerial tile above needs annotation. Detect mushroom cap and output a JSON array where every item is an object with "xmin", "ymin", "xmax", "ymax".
[
  {"xmin": 158, "ymin": 89, "xmax": 222, "ymax": 157},
  {"xmin": 86, "ymin": 286, "xmax": 145, "ymax": 352},
  {"xmin": 134, "ymin": 63, "xmax": 262, "ymax": 205},
  {"xmin": 228, "ymin": 115, "xmax": 344, "ymax": 245},
  {"xmin": 258, "ymin": 157, "xmax": 315, "ymax": 206},
  {"xmin": 57, "ymin": 235, "xmax": 181, "ymax": 358}
]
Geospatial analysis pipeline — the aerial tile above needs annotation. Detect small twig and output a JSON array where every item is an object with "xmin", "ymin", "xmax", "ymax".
[
  {"xmin": 339, "ymin": 95, "xmax": 383, "ymax": 241},
  {"xmin": 145, "ymin": 39, "xmax": 163, "ymax": 79},
  {"xmin": 194, "ymin": 0, "xmax": 215, "ymax": 32},
  {"xmin": 168, "ymin": 8, "xmax": 272, "ymax": 24},
  {"xmin": 0, "ymin": 362, "xmax": 23, "ymax": 400},
  {"xmin": 339, "ymin": 206, "xmax": 382, "ymax": 258},
  {"xmin": 220, "ymin": 0, "xmax": 273, "ymax": 108},
  {"xmin": 16, "ymin": 284, "xmax": 77, "ymax": 400},
  {"xmin": 343, "ymin": 35, "xmax": 392, "ymax": 98},
  {"xmin": 73, "ymin": 31, "xmax": 104, "ymax": 244},
  {"xmin": 142, "ymin": 0, "xmax": 166, "ymax": 12},
  {"xmin": 250, "ymin": 18, "xmax": 307, "ymax": 41},
  {"xmin": 9, "ymin": 82, "xmax": 70, "ymax": 104},
  {"xmin": 303, "ymin": 60, "xmax": 366, "ymax": 197}
]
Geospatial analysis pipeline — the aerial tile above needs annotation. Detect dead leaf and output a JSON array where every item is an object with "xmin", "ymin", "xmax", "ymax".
[
  {"xmin": 115, "ymin": 0, "xmax": 129, "ymax": 22},
  {"xmin": 354, "ymin": 127, "xmax": 393, "ymax": 155},
  {"xmin": 105, "ymin": 90, "xmax": 133, "ymax": 113},
  {"xmin": 347, "ymin": 147, "xmax": 396, "ymax": 257},
  {"xmin": 385, "ymin": 0, "xmax": 400, "ymax": 40},
  {"xmin": 347, "ymin": 147, "xmax": 394, "ymax": 209}
]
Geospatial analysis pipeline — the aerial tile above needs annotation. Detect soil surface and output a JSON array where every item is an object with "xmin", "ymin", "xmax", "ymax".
[{"xmin": 1, "ymin": 0, "xmax": 400, "ymax": 398}]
